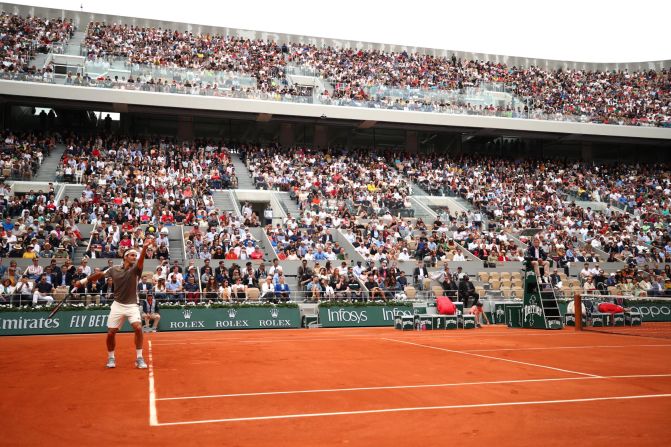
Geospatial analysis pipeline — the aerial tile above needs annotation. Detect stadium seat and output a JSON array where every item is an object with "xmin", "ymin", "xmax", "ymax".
[
  {"xmin": 246, "ymin": 288, "xmax": 260, "ymax": 302},
  {"xmin": 607, "ymin": 286, "xmax": 621, "ymax": 296},
  {"xmin": 422, "ymin": 278, "xmax": 431, "ymax": 291}
]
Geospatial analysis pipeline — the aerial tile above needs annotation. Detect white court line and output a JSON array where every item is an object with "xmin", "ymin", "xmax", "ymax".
[
  {"xmin": 156, "ymin": 373, "xmax": 671, "ymax": 401},
  {"xmin": 155, "ymin": 393, "xmax": 671, "ymax": 426},
  {"xmin": 148, "ymin": 341, "xmax": 158, "ymax": 427},
  {"xmin": 382, "ymin": 338, "xmax": 602, "ymax": 378},
  {"xmin": 463, "ymin": 343, "xmax": 671, "ymax": 353},
  {"xmin": 150, "ymin": 331, "xmax": 581, "ymax": 346}
]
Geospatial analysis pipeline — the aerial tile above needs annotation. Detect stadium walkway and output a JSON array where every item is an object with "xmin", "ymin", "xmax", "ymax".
[{"xmin": 34, "ymin": 143, "xmax": 66, "ymax": 182}]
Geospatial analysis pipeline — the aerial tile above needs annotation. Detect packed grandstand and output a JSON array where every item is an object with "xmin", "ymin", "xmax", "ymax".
[
  {"xmin": 1, "ymin": 11, "xmax": 670, "ymax": 127},
  {"xmin": 0, "ymin": 6, "xmax": 670, "ymax": 308}
]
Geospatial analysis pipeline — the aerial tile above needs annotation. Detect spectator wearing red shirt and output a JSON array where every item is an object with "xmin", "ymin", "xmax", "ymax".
[{"xmin": 250, "ymin": 246, "xmax": 264, "ymax": 260}]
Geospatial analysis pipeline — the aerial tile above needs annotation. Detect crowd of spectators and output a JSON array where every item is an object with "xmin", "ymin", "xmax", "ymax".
[
  {"xmin": 393, "ymin": 153, "xmax": 670, "ymax": 265},
  {"xmin": 1, "ymin": 12, "xmax": 669, "ymax": 126},
  {"xmin": 265, "ymin": 213, "xmax": 347, "ymax": 261},
  {"xmin": 56, "ymin": 135, "xmax": 239, "ymax": 227},
  {"xmin": 294, "ymin": 257, "xmax": 412, "ymax": 302},
  {"xmin": 1, "ymin": 124, "xmax": 670, "ymax": 307},
  {"xmin": 0, "ymin": 131, "xmax": 54, "ymax": 180},
  {"xmin": 183, "ymin": 217, "xmax": 263, "ymax": 262},
  {"xmin": 0, "ymin": 181, "xmax": 85, "ymax": 259},
  {"xmin": 564, "ymin": 162, "xmax": 671, "ymax": 221},
  {"xmin": 142, "ymin": 258, "xmax": 292, "ymax": 303},
  {"xmin": 245, "ymin": 145, "xmax": 413, "ymax": 219},
  {"xmin": 60, "ymin": 134, "xmax": 237, "ymax": 187},
  {"xmin": 83, "ymin": 23, "xmax": 290, "ymax": 95},
  {"xmin": 75, "ymin": 21, "xmax": 671, "ymax": 126},
  {"xmin": 0, "ymin": 12, "xmax": 73, "ymax": 74},
  {"xmin": 575, "ymin": 262, "xmax": 671, "ymax": 297}
]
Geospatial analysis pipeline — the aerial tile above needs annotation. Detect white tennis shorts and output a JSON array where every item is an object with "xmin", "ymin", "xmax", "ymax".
[{"xmin": 107, "ymin": 301, "xmax": 142, "ymax": 329}]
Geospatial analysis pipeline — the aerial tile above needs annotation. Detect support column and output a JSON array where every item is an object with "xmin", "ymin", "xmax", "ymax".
[
  {"xmin": 177, "ymin": 115, "xmax": 193, "ymax": 141},
  {"xmin": 280, "ymin": 123, "xmax": 295, "ymax": 147},
  {"xmin": 581, "ymin": 141, "xmax": 594, "ymax": 162},
  {"xmin": 405, "ymin": 131, "xmax": 418, "ymax": 153},
  {"xmin": 438, "ymin": 133, "xmax": 463, "ymax": 155},
  {"xmin": 313, "ymin": 125, "xmax": 328, "ymax": 149}
]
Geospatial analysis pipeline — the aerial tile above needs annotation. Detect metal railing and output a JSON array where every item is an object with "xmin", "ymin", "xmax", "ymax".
[
  {"xmin": 2, "ymin": 71, "xmax": 669, "ymax": 128},
  {"xmin": 1, "ymin": 289, "xmax": 424, "ymax": 307}
]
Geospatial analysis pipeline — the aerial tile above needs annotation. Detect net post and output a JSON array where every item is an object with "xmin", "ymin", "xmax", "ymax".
[{"xmin": 574, "ymin": 293, "xmax": 582, "ymax": 331}]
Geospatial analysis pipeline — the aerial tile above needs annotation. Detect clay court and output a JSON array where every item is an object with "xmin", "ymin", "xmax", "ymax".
[{"xmin": 2, "ymin": 326, "xmax": 670, "ymax": 446}]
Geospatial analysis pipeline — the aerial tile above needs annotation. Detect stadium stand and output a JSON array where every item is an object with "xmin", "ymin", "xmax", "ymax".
[
  {"xmin": 0, "ymin": 7, "xmax": 669, "ymax": 307},
  {"xmin": 1, "ymin": 10, "xmax": 670, "ymax": 127}
]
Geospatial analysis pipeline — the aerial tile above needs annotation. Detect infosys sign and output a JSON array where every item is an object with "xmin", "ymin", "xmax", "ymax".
[
  {"xmin": 0, "ymin": 311, "xmax": 133, "ymax": 336},
  {"xmin": 158, "ymin": 307, "xmax": 301, "ymax": 331},
  {"xmin": 319, "ymin": 305, "xmax": 415, "ymax": 328}
]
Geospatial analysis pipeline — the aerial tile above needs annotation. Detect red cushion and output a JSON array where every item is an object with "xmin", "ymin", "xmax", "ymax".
[
  {"xmin": 598, "ymin": 302, "xmax": 624, "ymax": 314},
  {"xmin": 436, "ymin": 296, "xmax": 456, "ymax": 315}
]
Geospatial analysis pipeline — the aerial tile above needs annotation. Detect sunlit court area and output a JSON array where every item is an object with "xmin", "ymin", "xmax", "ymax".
[{"xmin": 0, "ymin": 0, "xmax": 670, "ymax": 445}]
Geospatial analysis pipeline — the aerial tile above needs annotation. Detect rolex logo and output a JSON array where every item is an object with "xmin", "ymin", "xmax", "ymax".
[
  {"xmin": 228, "ymin": 308, "xmax": 237, "ymax": 319},
  {"xmin": 183, "ymin": 309, "xmax": 192, "ymax": 319},
  {"xmin": 270, "ymin": 308, "xmax": 279, "ymax": 319}
]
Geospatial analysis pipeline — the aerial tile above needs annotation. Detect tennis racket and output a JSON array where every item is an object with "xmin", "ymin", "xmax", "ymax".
[
  {"xmin": 47, "ymin": 282, "xmax": 84, "ymax": 319},
  {"xmin": 47, "ymin": 293, "xmax": 69, "ymax": 319}
]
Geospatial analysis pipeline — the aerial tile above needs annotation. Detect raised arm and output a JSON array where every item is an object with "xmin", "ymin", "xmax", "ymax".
[{"xmin": 137, "ymin": 236, "xmax": 156, "ymax": 273}]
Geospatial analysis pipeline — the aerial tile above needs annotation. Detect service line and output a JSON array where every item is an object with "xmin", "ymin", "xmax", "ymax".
[
  {"xmin": 155, "ymin": 393, "xmax": 671, "ymax": 426},
  {"xmin": 382, "ymin": 338, "xmax": 601, "ymax": 378},
  {"xmin": 156, "ymin": 373, "xmax": 671, "ymax": 401}
]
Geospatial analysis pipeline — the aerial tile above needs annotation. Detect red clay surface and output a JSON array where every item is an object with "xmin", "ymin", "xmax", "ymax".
[{"xmin": 2, "ymin": 326, "xmax": 671, "ymax": 446}]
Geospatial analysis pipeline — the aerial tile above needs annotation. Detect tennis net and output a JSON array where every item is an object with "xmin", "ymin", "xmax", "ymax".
[{"xmin": 575, "ymin": 294, "xmax": 671, "ymax": 339}]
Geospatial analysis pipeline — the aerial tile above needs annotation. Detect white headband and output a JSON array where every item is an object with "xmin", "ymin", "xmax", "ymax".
[{"xmin": 124, "ymin": 249, "xmax": 139, "ymax": 258}]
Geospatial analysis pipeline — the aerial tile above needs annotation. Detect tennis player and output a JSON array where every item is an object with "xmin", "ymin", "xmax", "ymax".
[{"xmin": 73, "ymin": 237, "xmax": 155, "ymax": 369}]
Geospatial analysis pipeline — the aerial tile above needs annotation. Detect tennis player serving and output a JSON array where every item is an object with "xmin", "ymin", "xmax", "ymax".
[{"xmin": 73, "ymin": 236, "xmax": 156, "ymax": 369}]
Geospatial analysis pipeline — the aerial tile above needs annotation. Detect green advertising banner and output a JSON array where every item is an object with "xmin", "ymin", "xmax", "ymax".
[
  {"xmin": 546, "ymin": 299, "xmax": 670, "ymax": 323},
  {"xmin": 622, "ymin": 299, "xmax": 671, "ymax": 322},
  {"xmin": 158, "ymin": 306, "xmax": 301, "ymax": 331},
  {"xmin": 318, "ymin": 305, "xmax": 414, "ymax": 328},
  {"xmin": 0, "ymin": 310, "xmax": 133, "ymax": 336},
  {"xmin": 0, "ymin": 305, "xmax": 301, "ymax": 335}
]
